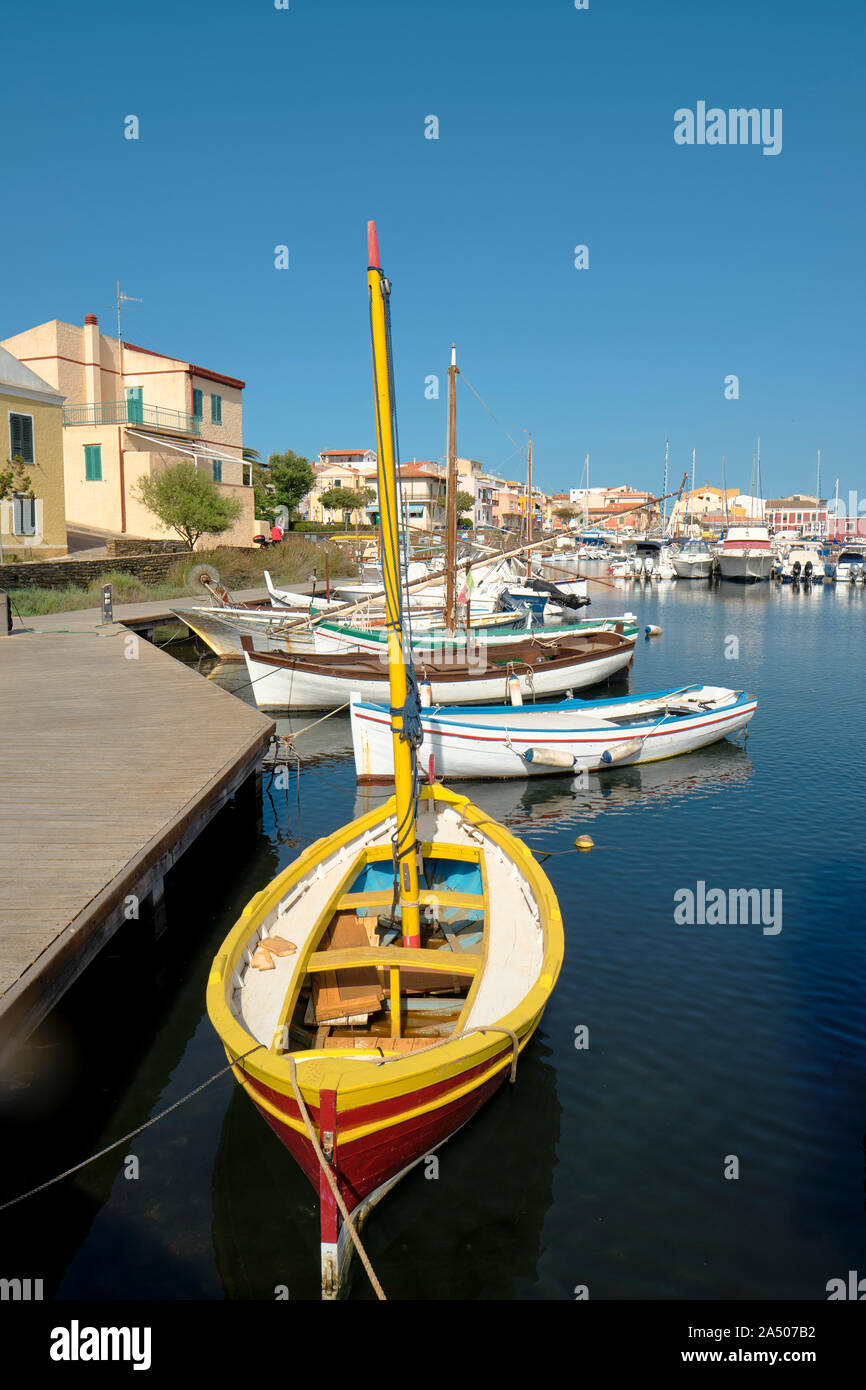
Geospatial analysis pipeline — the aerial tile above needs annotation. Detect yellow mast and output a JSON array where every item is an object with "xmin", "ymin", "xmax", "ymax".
[{"xmin": 367, "ymin": 221, "xmax": 421, "ymax": 950}]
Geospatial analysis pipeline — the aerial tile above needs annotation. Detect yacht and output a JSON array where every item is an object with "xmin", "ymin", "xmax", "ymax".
[{"xmin": 717, "ymin": 525, "xmax": 774, "ymax": 582}]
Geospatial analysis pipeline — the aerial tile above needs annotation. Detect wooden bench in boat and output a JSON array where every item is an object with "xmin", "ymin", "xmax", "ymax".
[
  {"xmin": 310, "ymin": 911, "xmax": 384, "ymax": 1023},
  {"xmin": 305, "ymin": 946, "xmax": 480, "ymax": 976}
]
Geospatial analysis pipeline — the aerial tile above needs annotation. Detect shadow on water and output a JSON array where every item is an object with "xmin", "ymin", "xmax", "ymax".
[
  {"xmin": 0, "ymin": 781, "xmax": 279, "ymax": 1299},
  {"xmin": 211, "ymin": 1038, "xmax": 561, "ymax": 1301}
]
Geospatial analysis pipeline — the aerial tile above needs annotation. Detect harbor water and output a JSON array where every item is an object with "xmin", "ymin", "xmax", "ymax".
[{"xmin": 2, "ymin": 574, "xmax": 866, "ymax": 1300}]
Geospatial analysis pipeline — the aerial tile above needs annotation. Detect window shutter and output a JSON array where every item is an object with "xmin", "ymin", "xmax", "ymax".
[
  {"xmin": 193, "ymin": 389, "xmax": 203, "ymax": 420},
  {"xmin": 212, "ymin": 459, "xmax": 222, "ymax": 483},
  {"xmin": 211, "ymin": 394, "xmax": 222, "ymax": 424},
  {"xmin": 10, "ymin": 413, "xmax": 34, "ymax": 463},
  {"xmin": 85, "ymin": 445, "xmax": 102, "ymax": 481}
]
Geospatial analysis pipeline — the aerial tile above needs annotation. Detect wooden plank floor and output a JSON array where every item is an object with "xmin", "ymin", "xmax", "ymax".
[{"xmin": 0, "ymin": 620, "xmax": 274, "ymax": 1053}]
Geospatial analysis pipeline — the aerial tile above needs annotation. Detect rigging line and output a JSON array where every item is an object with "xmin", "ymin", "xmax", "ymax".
[
  {"xmin": 458, "ymin": 371, "xmax": 529, "ymax": 464},
  {"xmin": 0, "ymin": 1045, "xmax": 265, "ymax": 1213}
]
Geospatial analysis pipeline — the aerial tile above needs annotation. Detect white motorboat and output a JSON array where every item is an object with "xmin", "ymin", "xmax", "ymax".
[
  {"xmin": 773, "ymin": 544, "xmax": 829, "ymax": 584},
  {"xmin": 672, "ymin": 538, "xmax": 715, "ymax": 579},
  {"xmin": 350, "ymin": 684, "xmax": 758, "ymax": 781},
  {"xmin": 834, "ymin": 547, "xmax": 866, "ymax": 583},
  {"xmin": 717, "ymin": 525, "xmax": 774, "ymax": 582}
]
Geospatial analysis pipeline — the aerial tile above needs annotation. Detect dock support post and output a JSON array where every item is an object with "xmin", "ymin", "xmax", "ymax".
[{"xmin": 150, "ymin": 876, "xmax": 168, "ymax": 941}]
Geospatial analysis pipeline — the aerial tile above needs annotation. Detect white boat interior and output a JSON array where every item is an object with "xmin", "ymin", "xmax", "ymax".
[{"xmin": 232, "ymin": 796, "xmax": 545, "ymax": 1055}]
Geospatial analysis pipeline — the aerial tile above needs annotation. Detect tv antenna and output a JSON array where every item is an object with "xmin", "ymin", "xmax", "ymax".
[{"xmin": 109, "ymin": 281, "xmax": 142, "ymax": 344}]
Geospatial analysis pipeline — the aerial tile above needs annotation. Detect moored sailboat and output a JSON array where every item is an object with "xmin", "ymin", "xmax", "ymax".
[{"xmin": 207, "ymin": 223, "xmax": 564, "ymax": 1298}]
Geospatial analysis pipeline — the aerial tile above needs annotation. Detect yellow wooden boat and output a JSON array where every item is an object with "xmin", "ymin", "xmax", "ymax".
[{"xmin": 207, "ymin": 223, "xmax": 563, "ymax": 1298}]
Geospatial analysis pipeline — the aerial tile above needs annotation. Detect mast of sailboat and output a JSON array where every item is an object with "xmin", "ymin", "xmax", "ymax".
[
  {"xmin": 525, "ymin": 431, "xmax": 533, "ymax": 579},
  {"xmin": 816, "ymin": 448, "xmax": 822, "ymax": 540},
  {"xmin": 722, "ymin": 454, "xmax": 728, "ymax": 529},
  {"xmin": 367, "ymin": 221, "xmax": 421, "ymax": 950},
  {"xmin": 444, "ymin": 344, "xmax": 459, "ymax": 632},
  {"xmin": 662, "ymin": 437, "xmax": 669, "ymax": 534}
]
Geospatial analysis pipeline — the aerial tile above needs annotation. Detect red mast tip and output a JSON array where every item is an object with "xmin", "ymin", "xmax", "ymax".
[{"xmin": 367, "ymin": 220, "xmax": 380, "ymax": 268}]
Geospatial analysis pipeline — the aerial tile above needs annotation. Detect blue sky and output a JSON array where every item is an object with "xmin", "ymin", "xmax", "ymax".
[{"xmin": 3, "ymin": 0, "xmax": 864, "ymax": 501}]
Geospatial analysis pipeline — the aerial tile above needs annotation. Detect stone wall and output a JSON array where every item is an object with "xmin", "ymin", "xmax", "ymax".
[
  {"xmin": 105, "ymin": 537, "xmax": 188, "ymax": 557},
  {"xmin": 0, "ymin": 551, "xmax": 193, "ymax": 590}
]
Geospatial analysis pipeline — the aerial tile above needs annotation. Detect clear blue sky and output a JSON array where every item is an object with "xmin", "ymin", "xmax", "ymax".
[{"xmin": 3, "ymin": 0, "xmax": 864, "ymax": 501}]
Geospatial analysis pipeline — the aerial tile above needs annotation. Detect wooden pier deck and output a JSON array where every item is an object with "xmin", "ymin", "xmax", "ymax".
[{"xmin": 0, "ymin": 612, "xmax": 275, "ymax": 1063}]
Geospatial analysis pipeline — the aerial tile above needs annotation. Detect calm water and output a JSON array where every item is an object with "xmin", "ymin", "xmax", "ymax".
[{"xmin": 3, "ymin": 574, "xmax": 866, "ymax": 1301}]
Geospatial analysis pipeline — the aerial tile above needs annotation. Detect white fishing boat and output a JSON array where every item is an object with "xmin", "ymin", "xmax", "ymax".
[
  {"xmin": 240, "ymin": 626, "xmax": 635, "ymax": 711},
  {"xmin": 172, "ymin": 599, "xmax": 526, "ymax": 660},
  {"xmin": 716, "ymin": 525, "xmax": 774, "ymax": 582},
  {"xmin": 672, "ymin": 538, "xmax": 715, "ymax": 579},
  {"xmin": 350, "ymin": 684, "xmax": 757, "ymax": 781},
  {"xmin": 264, "ymin": 570, "xmax": 336, "ymax": 609}
]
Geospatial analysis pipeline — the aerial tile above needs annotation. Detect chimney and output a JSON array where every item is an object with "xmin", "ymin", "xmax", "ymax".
[{"xmin": 83, "ymin": 314, "xmax": 101, "ymax": 404}]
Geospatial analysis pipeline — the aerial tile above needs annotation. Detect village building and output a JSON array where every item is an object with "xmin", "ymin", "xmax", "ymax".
[
  {"xmin": 363, "ymin": 462, "xmax": 446, "ymax": 533},
  {"xmin": 765, "ymin": 494, "xmax": 829, "ymax": 536},
  {"xmin": 0, "ymin": 315, "xmax": 254, "ymax": 546},
  {"xmin": 0, "ymin": 344, "xmax": 67, "ymax": 557}
]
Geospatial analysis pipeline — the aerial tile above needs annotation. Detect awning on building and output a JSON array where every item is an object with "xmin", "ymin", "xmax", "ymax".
[{"xmin": 125, "ymin": 430, "xmax": 251, "ymax": 483}]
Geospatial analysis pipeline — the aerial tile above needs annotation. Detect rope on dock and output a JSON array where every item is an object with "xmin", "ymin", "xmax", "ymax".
[
  {"xmin": 287, "ymin": 702, "xmax": 351, "ymax": 740},
  {"xmin": 0, "ymin": 1044, "xmax": 264, "ymax": 1214},
  {"xmin": 287, "ymin": 1057, "xmax": 387, "ymax": 1301}
]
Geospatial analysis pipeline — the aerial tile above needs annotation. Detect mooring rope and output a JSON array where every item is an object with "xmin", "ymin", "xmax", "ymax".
[
  {"xmin": 0, "ymin": 1044, "xmax": 265, "ymax": 1214},
  {"xmin": 287, "ymin": 1057, "xmax": 387, "ymax": 1301}
]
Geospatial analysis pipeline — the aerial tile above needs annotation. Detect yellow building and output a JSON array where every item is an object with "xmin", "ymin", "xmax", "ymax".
[
  {"xmin": 306, "ymin": 461, "xmax": 372, "ymax": 525},
  {"xmin": 0, "ymin": 344, "xmax": 67, "ymax": 557},
  {"xmin": 670, "ymin": 483, "xmax": 739, "ymax": 530},
  {"xmin": 0, "ymin": 315, "xmax": 255, "ymax": 547}
]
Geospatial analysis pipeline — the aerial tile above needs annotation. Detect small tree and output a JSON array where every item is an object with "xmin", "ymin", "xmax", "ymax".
[
  {"xmin": 456, "ymin": 489, "xmax": 474, "ymax": 515},
  {"xmin": 268, "ymin": 450, "xmax": 316, "ymax": 529},
  {"xmin": 134, "ymin": 461, "xmax": 243, "ymax": 550},
  {"xmin": 555, "ymin": 505, "xmax": 578, "ymax": 526},
  {"xmin": 0, "ymin": 456, "xmax": 34, "ymax": 562},
  {"xmin": 320, "ymin": 485, "xmax": 375, "ymax": 523}
]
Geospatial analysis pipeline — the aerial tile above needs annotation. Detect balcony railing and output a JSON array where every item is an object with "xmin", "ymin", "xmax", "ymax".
[{"xmin": 61, "ymin": 401, "xmax": 200, "ymax": 436}]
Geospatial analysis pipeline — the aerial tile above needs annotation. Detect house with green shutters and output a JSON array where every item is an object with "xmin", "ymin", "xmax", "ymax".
[
  {"xmin": 0, "ymin": 344, "xmax": 67, "ymax": 557},
  {"xmin": 0, "ymin": 315, "xmax": 253, "ymax": 546}
]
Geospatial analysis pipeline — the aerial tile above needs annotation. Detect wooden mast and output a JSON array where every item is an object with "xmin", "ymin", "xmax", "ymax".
[
  {"xmin": 444, "ymin": 344, "xmax": 458, "ymax": 632},
  {"xmin": 525, "ymin": 431, "xmax": 533, "ymax": 578},
  {"xmin": 367, "ymin": 221, "xmax": 421, "ymax": 950}
]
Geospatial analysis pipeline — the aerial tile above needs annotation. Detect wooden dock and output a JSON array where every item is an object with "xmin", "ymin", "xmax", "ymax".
[{"xmin": 0, "ymin": 612, "xmax": 275, "ymax": 1064}]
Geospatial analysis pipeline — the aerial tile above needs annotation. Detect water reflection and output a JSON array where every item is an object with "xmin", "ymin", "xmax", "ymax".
[{"xmin": 354, "ymin": 740, "xmax": 752, "ymax": 832}]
